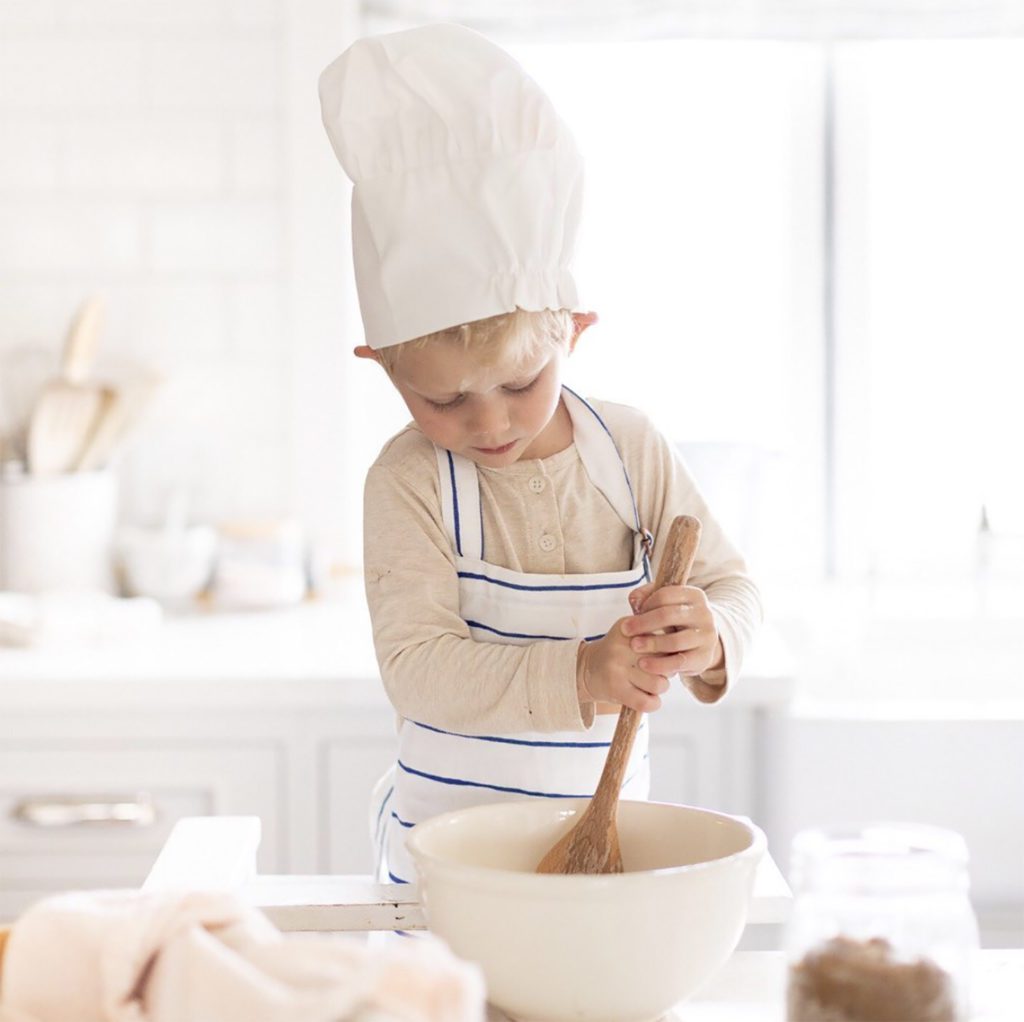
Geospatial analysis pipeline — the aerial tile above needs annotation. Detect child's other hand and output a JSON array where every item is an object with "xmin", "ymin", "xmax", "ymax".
[
  {"xmin": 576, "ymin": 623, "xmax": 670, "ymax": 714},
  {"xmin": 622, "ymin": 584, "xmax": 724, "ymax": 680}
]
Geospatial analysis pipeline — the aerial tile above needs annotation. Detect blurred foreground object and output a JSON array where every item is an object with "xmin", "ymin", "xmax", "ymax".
[{"xmin": 0, "ymin": 889, "xmax": 484, "ymax": 1022}]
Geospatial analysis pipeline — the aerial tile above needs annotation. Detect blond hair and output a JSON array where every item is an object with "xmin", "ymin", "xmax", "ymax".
[{"xmin": 376, "ymin": 307, "xmax": 573, "ymax": 373}]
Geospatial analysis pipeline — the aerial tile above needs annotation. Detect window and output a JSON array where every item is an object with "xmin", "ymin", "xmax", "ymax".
[{"xmin": 833, "ymin": 41, "xmax": 1024, "ymax": 593}]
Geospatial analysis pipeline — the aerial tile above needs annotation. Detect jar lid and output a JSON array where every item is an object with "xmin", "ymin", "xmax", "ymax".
[{"xmin": 790, "ymin": 823, "xmax": 970, "ymax": 894}]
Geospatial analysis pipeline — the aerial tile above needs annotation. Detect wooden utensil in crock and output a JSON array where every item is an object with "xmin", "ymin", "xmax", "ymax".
[
  {"xmin": 536, "ymin": 514, "xmax": 702, "ymax": 875},
  {"xmin": 25, "ymin": 295, "xmax": 108, "ymax": 475}
]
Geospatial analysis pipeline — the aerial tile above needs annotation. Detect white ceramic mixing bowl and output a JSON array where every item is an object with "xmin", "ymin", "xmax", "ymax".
[{"xmin": 408, "ymin": 799, "xmax": 765, "ymax": 1022}]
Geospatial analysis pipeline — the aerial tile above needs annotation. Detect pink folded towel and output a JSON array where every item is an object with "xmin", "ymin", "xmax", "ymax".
[{"xmin": 0, "ymin": 890, "xmax": 484, "ymax": 1022}]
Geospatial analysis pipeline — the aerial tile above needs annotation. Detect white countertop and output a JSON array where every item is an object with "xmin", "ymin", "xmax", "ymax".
[
  {"xmin": 0, "ymin": 588, "xmax": 794, "ymax": 710},
  {"xmin": 481, "ymin": 949, "xmax": 1021, "ymax": 1022}
]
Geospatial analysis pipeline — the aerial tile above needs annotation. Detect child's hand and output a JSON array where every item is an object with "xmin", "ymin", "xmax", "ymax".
[
  {"xmin": 576, "ymin": 622, "xmax": 671, "ymax": 714},
  {"xmin": 622, "ymin": 583, "xmax": 724, "ymax": 680}
]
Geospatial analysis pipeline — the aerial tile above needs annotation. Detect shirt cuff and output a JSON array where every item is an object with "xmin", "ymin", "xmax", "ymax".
[
  {"xmin": 683, "ymin": 605, "xmax": 739, "ymax": 705},
  {"xmin": 527, "ymin": 639, "xmax": 595, "ymax": 731}
]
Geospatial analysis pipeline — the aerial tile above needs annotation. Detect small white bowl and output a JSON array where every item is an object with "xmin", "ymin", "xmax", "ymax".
[
  {"xmin": 408, "ymin": 799, "xmax": 765, "ymax": 1022},
  {"xmin": 117, "ymin": 525, "xmax": 217, "ymax": 606}
]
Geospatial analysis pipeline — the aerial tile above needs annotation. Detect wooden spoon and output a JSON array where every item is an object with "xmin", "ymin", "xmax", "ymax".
[
  {"xmin": 75, "ymin": 373, "xmax": 162, "ymax": 471},
  {"xmin": 26, "ymin": 381, "xmax": 107, "ymax": 475},
  {"xmin": 61, "ymin": 295, "xmax": 106, "ymax": 385},
  {"xmin": 536, "ymin": 514, "xmax": 702, "ymax": 875},
  {"xmin": 25, "ymin": 295, "xmax": 108, "ymax": 475}
]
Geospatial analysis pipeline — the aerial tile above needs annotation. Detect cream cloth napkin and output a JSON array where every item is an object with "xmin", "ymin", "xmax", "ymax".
[{"xmin": 0, "ymin": 890, "xmax": 484, "ymax": 1022}]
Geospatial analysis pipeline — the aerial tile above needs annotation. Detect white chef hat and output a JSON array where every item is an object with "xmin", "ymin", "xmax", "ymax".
[{"xmin": 318, "ymin": 23, "xmax": 583, "ymax": 351}]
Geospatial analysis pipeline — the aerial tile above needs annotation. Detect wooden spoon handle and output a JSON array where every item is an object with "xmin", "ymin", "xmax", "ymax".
[
  {"xmin": 646, "ymin": 515, "xmax": 702, "ymax": 601},
  {"xmin": 61, "ymin": 295, "xmax": 105, "ymax": 385},
  {"xmin": 589, "ymin": 515, "xmax": 702, "ymax": 813}
]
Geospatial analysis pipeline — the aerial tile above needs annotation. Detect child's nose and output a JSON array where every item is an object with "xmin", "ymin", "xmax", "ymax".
[{"xmin": 469, "ymin": 395, "xmax": 510, "ymax": 437}]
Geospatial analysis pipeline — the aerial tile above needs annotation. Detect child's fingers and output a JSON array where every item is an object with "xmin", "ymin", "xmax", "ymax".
[
  {"xmin": 625, "ymin": 691, "xmax": 662, "ymax": 713},
  {"xmin": 638, "ymin": 650, "xmax": 706, "ymax": 677},
  {"xmin": 624, "ymin": 603, "xmax": 704, "ymax": 637},
  {"xmin": 630, "ymin": 627, "xmax": 705, "ymax": 656},
  {"xmin": 628, "ymin": 583, "xmax": 656, "ymax": 615},
  {"xmin": 630, "ymin": 671, "xmax": 670, "ymax": 697},
  {"xmin": 636, "ymin": 584, "xmax": 704, "ymax": 612}
]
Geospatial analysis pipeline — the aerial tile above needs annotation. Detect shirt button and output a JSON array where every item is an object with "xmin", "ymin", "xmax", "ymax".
[
  {"xmin": 528, "ymin": 475, "xmax": 546, "ymax": 493},
  {"xmin": 539, "ymin": 534, "xmax": 558, "ymax": 552}
]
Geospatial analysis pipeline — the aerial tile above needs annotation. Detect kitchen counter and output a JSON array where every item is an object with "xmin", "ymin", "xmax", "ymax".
[
  {"xmin": 0, "ymin": 591, "xmax": 795, "ymax": 710},
  {"xmin": 487, "ymin": 950, "xmax": 1024, "ymax": 1021}
]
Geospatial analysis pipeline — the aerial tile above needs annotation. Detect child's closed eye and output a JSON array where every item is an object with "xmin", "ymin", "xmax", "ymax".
[
  {"xmin": 503, "ymin": 376, "xmax": 540, "ymax": 395},
  {"xmin": 425, "ymin": 394, "xmax": 466, "ymax": 412},
  {"xmin": 424, "ymin": 375, "xmax": 540, "ymax": 411}
]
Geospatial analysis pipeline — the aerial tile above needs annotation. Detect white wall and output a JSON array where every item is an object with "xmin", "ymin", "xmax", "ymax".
[{"xmin": 0, "ymin": 0, "xmax": 362, "ymax": 566}]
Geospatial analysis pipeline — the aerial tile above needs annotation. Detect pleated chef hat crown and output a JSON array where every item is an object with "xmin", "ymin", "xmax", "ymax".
[{"xmin": 318, "ymin": 23, "xmax": 583, "ymax": 351}]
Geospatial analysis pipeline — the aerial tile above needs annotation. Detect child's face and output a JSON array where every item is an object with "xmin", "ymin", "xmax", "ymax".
[{"xmin": 387, "ymin": 339, "xmax": 570, "ymax": 466}]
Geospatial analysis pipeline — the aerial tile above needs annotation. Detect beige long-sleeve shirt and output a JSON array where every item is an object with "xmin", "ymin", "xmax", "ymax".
[{"xmin": 363, "ymin": 397, "xmax": 762, "ymax": 736}]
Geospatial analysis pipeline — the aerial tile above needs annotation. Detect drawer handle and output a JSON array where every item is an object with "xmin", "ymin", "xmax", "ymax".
[{"xmin": 11, "ymin": 795, "xmax": 157, "ymax": 828}]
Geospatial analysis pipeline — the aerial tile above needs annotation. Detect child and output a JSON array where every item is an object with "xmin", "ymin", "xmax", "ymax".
[{"xmin": 319, "ymin": 24, "xmax": 762, "ymax": 885}]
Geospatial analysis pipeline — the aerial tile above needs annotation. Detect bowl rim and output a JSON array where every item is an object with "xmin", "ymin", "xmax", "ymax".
[{"xmin": 407, "ymin": 798, "xmax": 767, "ymax": 886}]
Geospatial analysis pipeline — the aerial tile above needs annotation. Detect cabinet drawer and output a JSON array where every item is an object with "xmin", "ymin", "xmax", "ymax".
[{"xmin": 0, "ymin": 743, "xmax": 283, "ymax": 917}]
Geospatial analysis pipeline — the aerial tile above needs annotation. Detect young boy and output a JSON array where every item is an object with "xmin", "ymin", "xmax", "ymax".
[{"xmin": 319, "ymin": 24, "xmax": 762, "ymax": 884}]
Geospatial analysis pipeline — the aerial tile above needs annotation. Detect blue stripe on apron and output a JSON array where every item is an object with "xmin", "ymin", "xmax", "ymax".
[
  {"xmin": 458, "ymin": 571, "xmax": 647, "ymax": 591},
  {"xmin": 411, "ymin": 719, "xmax": 642, "ymax": 748},
  {"xmin": 465, "ymin": 619, "xmax": 607, "ymax": 643}
]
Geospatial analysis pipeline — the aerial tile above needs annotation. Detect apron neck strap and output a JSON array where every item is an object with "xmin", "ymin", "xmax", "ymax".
[
  {"xmin": 435, "ymin": 447, "xmax": 484, "ymax": 561},
  {"xmin": 434, "ymin": 386, "xmax": 649, "ymax": 565}
]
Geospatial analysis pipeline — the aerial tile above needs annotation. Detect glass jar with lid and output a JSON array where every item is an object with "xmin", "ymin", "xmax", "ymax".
[{"xmin": 784, "ymin": 823, "xmax": 979, "ymax": 1022}]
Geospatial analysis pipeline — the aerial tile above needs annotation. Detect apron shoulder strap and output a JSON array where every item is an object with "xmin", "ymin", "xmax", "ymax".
[
  {"xmin": 434, "ymin": 446, "xmax": 484, "ymax": 561},
  {"xmin": 562, "ymin": 386, "xmax": 654, "ymax": 580},
  {"xmin": 433, "ymin": 391, "xmax": 651, "ymax": 573},
  {"xmin": 562, "ymin": 387, "xmax": 645, "ymax": 536}
]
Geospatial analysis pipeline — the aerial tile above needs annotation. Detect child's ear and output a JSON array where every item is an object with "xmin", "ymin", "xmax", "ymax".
[
  {"xmin": 569, "ymin": 311, "xmax": 598, "ymax": 353},
  {"xmin": 353, "ymin": 345, "xmax": 382, "ymax": 363}
]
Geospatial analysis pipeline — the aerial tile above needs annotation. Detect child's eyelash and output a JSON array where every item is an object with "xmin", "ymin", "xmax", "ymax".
[
  {"xmin": 504, "ymin": 377, "xmax": 539, "ymax": 395},
  {"xmin": 426, "ymin": 377, "xmax": 539, "ymax": 412},
  {"xmin": 426, "ymin": 395, "xmax": 465, "ymax": 412}
]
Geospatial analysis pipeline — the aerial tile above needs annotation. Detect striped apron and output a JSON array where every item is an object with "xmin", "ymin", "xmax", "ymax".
[{"xmin": 373, "ymin": 387, "xmax": 655, "ymax": 884}]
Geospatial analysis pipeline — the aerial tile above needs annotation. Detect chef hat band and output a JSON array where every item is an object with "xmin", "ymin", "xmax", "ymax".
[{"xmin": 319, "ymin": 23, "xmax": 583, "ymax": 351}]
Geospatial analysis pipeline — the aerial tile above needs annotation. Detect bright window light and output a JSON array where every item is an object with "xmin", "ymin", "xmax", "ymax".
[{"xmin": 834, "ymin": 40, "xmax": 1024, "ymax": 584}]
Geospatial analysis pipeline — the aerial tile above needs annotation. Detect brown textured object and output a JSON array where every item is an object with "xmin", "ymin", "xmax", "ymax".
[
  {"xmin": 788, "ymin": 936, "xmax": 958, "ymax": 1022},
  {"xmin": 536, "ymin": 515, "xmax": 702, "ymax": 875}
]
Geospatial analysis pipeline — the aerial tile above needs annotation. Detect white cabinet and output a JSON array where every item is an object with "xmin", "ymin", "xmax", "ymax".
[{"xmin": 0, "ymin": 742, "xmax": 282, "ymax": 921}]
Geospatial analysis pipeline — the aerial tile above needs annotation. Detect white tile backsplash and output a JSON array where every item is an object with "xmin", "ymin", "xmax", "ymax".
[
  {"xmin": 149, "ymin": 200, "xmax": 282, "ymax": 273},
  {"xmin": 0, "ymin": 119, "xmax": 61, "ymax": 189},
  {"xmin": 62, "ymin": 1, "xmax": 230, "ymax": 29},
  {"xmin": 0, "ymin": 0, "xmax": 360, "ymax": 562},
  {"xmin": 0, "ymin": 1, "xmax": 57, "ymax": 27},
  {"xmin": 0, "ymin": 200, "xmax": 142, "ymax": 271},
  {"xmin": 0, "ymin": 38, "xmax": 146, "ymax": 110},
  {"xmin": 99, "ymin": 281, "xmax": 231, "ymax": 366},
  {"xmin": 229, "ymin": 117, "xmax": 282, "ymax": 193},
  {"xmin": 146, "ymin": 38, "xmax": 282, "ymax": 112},
  {"xmin": 226, "ymin": 280, "xmax": 285, "ymax": 359},
  {"xmin": 228, "ymin": 0, "xmax": 282, "ymax": 29},
  {"xmin": 63, "ymin": 117, "xmax": 226, "ymax": 192}
]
